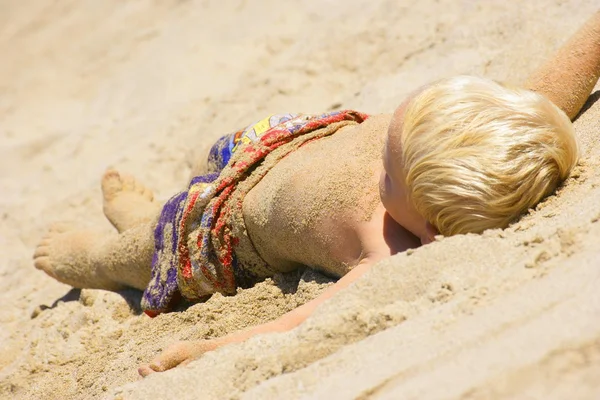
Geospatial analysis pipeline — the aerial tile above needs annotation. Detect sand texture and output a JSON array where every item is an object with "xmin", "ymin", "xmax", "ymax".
[{"xmin": 1, "ymin": 1, "xmax": 600, "ymax": 399}]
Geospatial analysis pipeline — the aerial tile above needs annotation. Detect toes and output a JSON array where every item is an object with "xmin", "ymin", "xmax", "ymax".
[
  {"xmin": 121, "ymin": 173, "xmax": 136, "ymax": 192},
  {"xmin": 34, "ymin": 224, "xmax": 72, "ymax": 265},
  {"xmin": 141, "ymin": 185, "xmax": 154, "ymax": 202},
  {"xmin": 49, "ymin": 222, "xmax": 72, "ymax": 233},
  {"xmin": 33, "ymin": 241, "xmax": 56, "ymax": 277},
  {"xmin": 33, "ymin": 245, "xmax": 50, "ymax": 259},
  {"xmin": 33, "ymin": 255, "xmax": 49, "ymax": 270},
  {"xmin": 33, "ymin": 256, "xmax": 57, "ymax": 278},
  {"xmin": 130, "ymin": 174, "xmax": 154, "ymax": 200},
  {"xmin": 101, "ymin": 169, "xmax": 154, "ymax": 200},
  {"xmin": 37, "ymin": 237, "xmax": 52, "ymax": 247},
  {"xmin": 101, "ymin": 169, "xmax": 123, "ymax": 200},
  {"xmin": 134, "ymin": 179, "xmax": 145, "ymax": 196}
]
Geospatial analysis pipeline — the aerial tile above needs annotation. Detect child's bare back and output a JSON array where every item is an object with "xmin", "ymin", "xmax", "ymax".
[{"xmin": 243, "ymin": 113, "xmax": 418, "ymax": 277}]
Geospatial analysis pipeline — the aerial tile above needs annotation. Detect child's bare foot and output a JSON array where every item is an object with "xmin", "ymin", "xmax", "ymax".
[
  {"xmin": 138, "ymin": 340, "xmax": 219, "ymax": 377},
  {"xmin": 101, "ymin": 169, "xmax": 160, "ymax": 233},
  {"xmin": 33, "ymin": 223, "xmax": 125, "ymax": 290}
]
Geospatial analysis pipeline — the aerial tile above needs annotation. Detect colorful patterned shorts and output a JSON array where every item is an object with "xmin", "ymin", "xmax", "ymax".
[
  {"xmin": 141, "ymin": 110, "xmax": 369, "ymax": 316},
  {"xmin": 207, "ymin": 113, "xmax": 299, "ymax": 173}
]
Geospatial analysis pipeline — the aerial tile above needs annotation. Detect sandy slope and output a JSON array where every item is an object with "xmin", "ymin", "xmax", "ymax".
[{"xmin": 1, "ymin": 1, "xmax": 599, "ymax": 399}]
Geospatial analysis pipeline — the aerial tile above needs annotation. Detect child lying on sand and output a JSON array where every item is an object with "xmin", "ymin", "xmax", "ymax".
[{"xmin": 33, "ymin": 11, "xmax": 600, "ymax": 377}]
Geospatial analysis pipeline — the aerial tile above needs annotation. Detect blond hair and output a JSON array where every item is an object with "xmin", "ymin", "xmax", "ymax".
[{"xmin": 399, "ymin": 75, "xmax": 578, "ymax": 236}]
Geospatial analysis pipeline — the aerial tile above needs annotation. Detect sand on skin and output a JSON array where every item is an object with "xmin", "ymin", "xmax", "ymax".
[{"xmin": 1, "ymin": 1, "xmax": 600, "ymax": 399}]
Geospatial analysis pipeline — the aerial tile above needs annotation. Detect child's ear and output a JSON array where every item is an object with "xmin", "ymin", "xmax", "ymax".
[{"xmin": 420, "ymin": 222, "xmax": 439, "ymax": 245}]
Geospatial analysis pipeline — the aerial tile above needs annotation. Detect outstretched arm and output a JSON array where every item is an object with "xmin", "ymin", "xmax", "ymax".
[
  {"xmin": 525, "ymin": 11, "xmax": 600, "ymax": 120},
  {"xmin": 138, "ymin": 259, "xmax": 376, "ymax": 377}
]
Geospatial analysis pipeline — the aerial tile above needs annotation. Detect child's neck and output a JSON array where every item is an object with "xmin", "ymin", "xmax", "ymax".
[{"xmin": 361, "ymin": 203, "xmax": 421, "ymax": 262}]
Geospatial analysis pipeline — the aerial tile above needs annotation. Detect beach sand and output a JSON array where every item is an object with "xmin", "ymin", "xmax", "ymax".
[{"xmin": 1, "ymin": 1, "xmax": 599, "ymax": 399}]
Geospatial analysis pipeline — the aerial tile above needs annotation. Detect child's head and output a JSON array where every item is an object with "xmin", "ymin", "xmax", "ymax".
[{"xmin": 381, "ymin": 75, "xmax": 578, "ymax": 240}]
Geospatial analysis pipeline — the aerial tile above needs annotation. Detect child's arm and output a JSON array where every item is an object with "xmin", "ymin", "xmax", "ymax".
[
  {"xmin": 138, "ymin": 259, "xmax": 376, "ymax": 376},
  {"xmin": 525, "ymin": 11, "xmax": 600, "ymax": 120}
]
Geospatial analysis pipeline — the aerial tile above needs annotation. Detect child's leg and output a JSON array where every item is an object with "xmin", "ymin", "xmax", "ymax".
[
  {"xmin": 102, "ymin": 169, "xmax": 162, "ymax": 233},
  {"xmin": 33, "ymin": 218, "xmax": 155, "ymax": 291}
]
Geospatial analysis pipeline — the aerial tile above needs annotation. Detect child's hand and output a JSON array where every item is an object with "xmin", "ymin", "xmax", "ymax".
[
  {"xmin": 137, "ymin": 258, "xmax": 378, "ymax": 377},
  {"xmin": 138, "ymin": 339, "xmax": 219, "ymax": 377}
]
